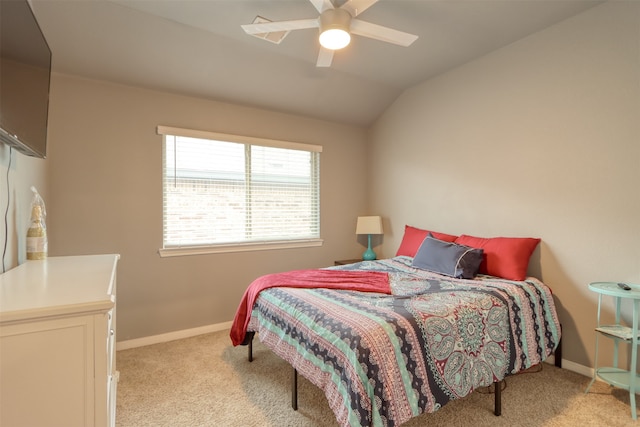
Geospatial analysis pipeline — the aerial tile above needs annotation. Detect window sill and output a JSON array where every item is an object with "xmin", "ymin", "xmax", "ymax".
[{"xmin": 159, "ymin": 238, "xmax": 324, "ymax": 258}]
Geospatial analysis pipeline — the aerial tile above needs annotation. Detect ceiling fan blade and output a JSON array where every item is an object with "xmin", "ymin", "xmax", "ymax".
[
  {"xmin": 340, "ymin": 0, "xmax": 378, "ymax": 17},
  {"xmin": 241, "ymin": 18, "xmax": 319, "ymax": 35},
  {"xmin": 308, "ymin": 0, "xmax": 334, "ymax": 14},
  {"xmin": 350, "ymin": 19, "xmax": 418, "ymax": 47},
  {"xmin": 316, "ymin": 47, "xmax": 334, "ymax": 67}
]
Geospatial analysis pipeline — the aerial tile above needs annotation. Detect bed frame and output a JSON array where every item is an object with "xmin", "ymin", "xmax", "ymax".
[{"xmin": 245, "ymin": 329, "xmax": 562, "ymax": 417}]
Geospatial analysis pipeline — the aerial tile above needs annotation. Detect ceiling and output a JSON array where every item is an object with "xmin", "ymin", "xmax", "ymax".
[{"xmin": 29, "ymin": 0, "xmax": 602, "ymax": 127}]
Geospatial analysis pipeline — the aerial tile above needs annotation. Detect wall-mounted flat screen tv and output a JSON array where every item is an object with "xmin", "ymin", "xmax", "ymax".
[{"xmin": 0, "ymin": 0, "xmax": 52, "ymax": 159}]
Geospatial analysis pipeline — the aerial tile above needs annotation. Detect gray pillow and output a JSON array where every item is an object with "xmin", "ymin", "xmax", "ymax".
[{"xmin": 412, "ymin": 233, "xmax": 484, "ymax": 279}]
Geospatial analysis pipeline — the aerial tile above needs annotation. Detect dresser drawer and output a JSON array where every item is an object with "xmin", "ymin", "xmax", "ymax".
[
  {"xmin": 107, "ymin": 309, "xmax": 115, "ymax": 376},
  {"xmin": 107, "ymin": 371, "xmax": 119, "ymax": 427}
]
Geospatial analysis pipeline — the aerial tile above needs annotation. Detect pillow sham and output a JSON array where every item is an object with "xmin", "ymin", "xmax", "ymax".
[
  {"xmin": 454, "ymin": 234, "xmax": 541, "ymax": 281},
  {"xmin": 396, "ymin": 225, "xmax": 458, "ymax": 257},
  {"xmin": 412, "ymin": 233, "xmax": 484, "ymax": 279}
]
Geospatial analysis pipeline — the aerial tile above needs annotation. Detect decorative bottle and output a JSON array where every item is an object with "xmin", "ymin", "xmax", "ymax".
[{"xmin": 26, "ymin": 187, "xmax": 47, "ymax": 260}]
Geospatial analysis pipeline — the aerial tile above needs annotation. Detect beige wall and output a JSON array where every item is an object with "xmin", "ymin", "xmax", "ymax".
[
  {"xmin": 369, "ymin": 2, "xmax": 640, "ymax": 368},
  {"xmin": 4, "ymin": 1, "xmax": 638, "ymax": 371},
  {"xmin": 45, "ymin": 75, "xmax": 369, "ymax": 341}
]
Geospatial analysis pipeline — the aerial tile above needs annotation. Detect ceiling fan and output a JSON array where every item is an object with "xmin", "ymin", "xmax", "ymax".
[{"xmin": 241, "ymin": 0, "xmax": 418, "ymax": 67}]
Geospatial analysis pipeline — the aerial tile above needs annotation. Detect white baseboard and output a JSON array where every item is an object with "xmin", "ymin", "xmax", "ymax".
[
  {"xmin": 559, "ymin": 357, "xmax": 594, "ymax": 378},
  {"xmin": 116, "ymin": 321, "xmax": 233, "ymax": 351}
]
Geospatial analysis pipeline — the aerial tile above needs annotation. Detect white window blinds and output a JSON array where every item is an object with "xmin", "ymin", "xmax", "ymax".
[{"xmin": 158, "ymin": 126, "xmax": 322, "ymax": 255}]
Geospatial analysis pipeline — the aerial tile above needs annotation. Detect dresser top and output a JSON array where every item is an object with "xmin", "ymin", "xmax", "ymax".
[{"xmin": 0, "ymin": 254, "xmax": 119, "ymax": 323}]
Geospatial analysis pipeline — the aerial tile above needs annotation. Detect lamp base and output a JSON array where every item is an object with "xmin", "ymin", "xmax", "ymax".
[
  {"xmin": 362, "ymin": 247, "xmax": 377, "ymax": 261},
  {"xmin": 362, "ymin": 233, "xmax": 377, "ymax": 260}
]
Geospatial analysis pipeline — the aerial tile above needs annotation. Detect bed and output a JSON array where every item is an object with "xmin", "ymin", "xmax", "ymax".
[{"xmin": 231, "ymin": 229, "xmax": 562, "ymax": 427}]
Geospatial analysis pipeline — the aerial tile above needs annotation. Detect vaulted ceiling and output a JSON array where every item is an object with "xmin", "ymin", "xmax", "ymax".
[{"xmin": 30, "ymin": 0, "xmax": 602, "ymax": 127}]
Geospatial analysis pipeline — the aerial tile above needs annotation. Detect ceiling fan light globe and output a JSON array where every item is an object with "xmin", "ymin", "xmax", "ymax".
[
  {"xmin": 320, "ymin": 29, "xmax": 350, "ymax": 50},
  {"xmin": 319, "ymin": 8, "xmax": 352, "ymax": 50}
]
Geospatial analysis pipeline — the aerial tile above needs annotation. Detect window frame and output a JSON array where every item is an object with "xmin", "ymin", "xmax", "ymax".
[{"xmin": 157, "ymin": 125, "xmax": 323, "ymax": 258}]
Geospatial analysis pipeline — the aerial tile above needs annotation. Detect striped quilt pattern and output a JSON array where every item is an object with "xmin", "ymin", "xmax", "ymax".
[{"xmin": 247, "ymin": 256, "xmax": 561, "ymax": 427}]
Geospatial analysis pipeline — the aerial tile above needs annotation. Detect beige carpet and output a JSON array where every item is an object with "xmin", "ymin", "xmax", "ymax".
[{"xmin": 116, "ymin": 330, "xmax": 638, "ymax": 426}]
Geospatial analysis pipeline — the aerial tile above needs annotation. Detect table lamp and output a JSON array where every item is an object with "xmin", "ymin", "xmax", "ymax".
[{"xmin": 356, "ymin": 216, "xmax": 383, "ymax": 260}]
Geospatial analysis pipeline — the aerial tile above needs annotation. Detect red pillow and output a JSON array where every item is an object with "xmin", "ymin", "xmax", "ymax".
[
  {"xmin": 454, "ymin": 234, "xmax": 540, "ymax": 281},
  {"xmin": 396, "ymin": 225, "xmax": 458, "ymax": 257}
]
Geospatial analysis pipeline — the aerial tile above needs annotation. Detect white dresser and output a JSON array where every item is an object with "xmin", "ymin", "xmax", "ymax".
[{"xmin": 0, "ymin": 254, "xmax": 120, "ymax": 427}]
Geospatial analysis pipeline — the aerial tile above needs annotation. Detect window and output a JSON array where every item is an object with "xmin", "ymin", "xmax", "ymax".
[{"xmin": 158, "ymin": 126, "xmax": 322, "ymax": 257}]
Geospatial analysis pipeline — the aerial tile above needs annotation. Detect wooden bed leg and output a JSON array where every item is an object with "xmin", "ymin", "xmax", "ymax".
[
  {"xmin": 246, "ymin": 332, "xmax": 255, "ymax": 362},
  {"xmin": 292, "ymin": 367, "xmax": 298, "ymax": 411},
  {"xmin": 494, "ymin": 380, "xmax": 502, "ymax": 416},
  {"xmin": 555, "ymin": 325, "xmax": 563, "ymax": 368}
]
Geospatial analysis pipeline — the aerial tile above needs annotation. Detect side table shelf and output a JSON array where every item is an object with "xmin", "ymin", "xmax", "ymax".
[
  {"xmin": 595, "ymin": 367, "xmax": 640, "ymax": 390},
  {"xmin": 595, "ymin": 325, "xmax": 640, "ymax": 340},
  {"xmin": 585, "ymin": 281, "xmax": 640, "ymax": 420}
]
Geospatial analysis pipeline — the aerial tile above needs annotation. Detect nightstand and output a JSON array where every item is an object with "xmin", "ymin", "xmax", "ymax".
[
  {"xmin": 334, "ymin": 259, "xmax": 362, "ymax": 266},
  {"xmin": 585, "ymin": 281, "xmax": 640, "ymax": 420}
]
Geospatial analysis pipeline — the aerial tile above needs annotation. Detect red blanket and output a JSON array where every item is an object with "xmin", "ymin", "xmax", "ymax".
[{"xmin": 230, "ymin": 269, "xmax": 390, "ymax": 346}]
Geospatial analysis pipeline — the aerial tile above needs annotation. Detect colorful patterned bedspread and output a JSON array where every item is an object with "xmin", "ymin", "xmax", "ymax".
[{"xmin": 247, "ymin": 256, "xmax": 561, "ymax": 427}]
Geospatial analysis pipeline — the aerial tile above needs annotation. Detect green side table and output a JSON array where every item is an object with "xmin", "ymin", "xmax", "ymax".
[{"xmin": 585, "ymin": 281, "xmax": 640, "ymax": 420}]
